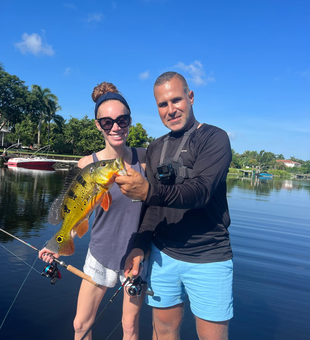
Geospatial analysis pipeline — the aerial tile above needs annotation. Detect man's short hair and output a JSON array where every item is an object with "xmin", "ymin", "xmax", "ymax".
[{"xmin": 154, "ymin": 72, "xmax": 189, "ymax": 94}]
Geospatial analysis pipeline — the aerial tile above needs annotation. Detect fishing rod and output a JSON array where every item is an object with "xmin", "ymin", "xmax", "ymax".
[
  {"xmin": 1, "ymin": 227, "xmax": 153, "ymax": 338},
  {"xmin": 0, "ymin": 228, "xmax": 100, "ymax": 287},
  {"xmin": 80, "ymin": 271, "xmax": 134, "ymax": 340}
]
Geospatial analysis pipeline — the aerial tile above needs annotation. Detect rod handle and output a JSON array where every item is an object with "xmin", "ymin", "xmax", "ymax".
[
  {"xmin": 66, "ymin": 265, "xmax": 100, "ymax": 287},
  {"xmin": 127, "ymin": 270, "xmax": 134, "ymax": 280}
]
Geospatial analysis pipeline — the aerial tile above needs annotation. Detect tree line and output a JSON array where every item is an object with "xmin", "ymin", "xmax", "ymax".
[
  {"xmin": 1, "ymin": 63, "xmax": 309, "ymax": 174},
  {"xmin": 0, "ymin": 63, "xmax": 154, "ymax": 155},
  {"xmin": 231, "ymin": 149, "xmax": 310, "ymax": 175}
]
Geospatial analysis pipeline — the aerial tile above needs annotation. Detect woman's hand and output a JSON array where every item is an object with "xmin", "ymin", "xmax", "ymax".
[{"xmin": 38, "ymin": 247, "xmax": 60, "ymax": 264}]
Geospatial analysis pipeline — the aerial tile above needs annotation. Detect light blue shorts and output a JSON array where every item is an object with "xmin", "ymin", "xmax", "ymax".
[{"xmin": 146, "ymin": 244, "xmax": 233, "ymax": 322}]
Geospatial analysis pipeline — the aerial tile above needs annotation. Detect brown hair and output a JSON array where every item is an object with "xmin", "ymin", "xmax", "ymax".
[
  {"xmin": 154, "ymin": 72, "xmax": 189, "ymax": 94},
  {"xmin": 92, "ymin": 82, "xmax": 118, "ymax": 103}
]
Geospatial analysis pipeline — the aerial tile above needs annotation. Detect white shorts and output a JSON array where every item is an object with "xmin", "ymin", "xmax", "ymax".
[{"xmin": 83, "ymin": 249, "xmax": 148, "ymax": 288}]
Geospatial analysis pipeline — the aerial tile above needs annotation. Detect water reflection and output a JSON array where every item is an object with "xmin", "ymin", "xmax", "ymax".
[
  {"xmin": 1, "ymin": 169, "xmax": 309, "ymax": 242},
  {"xmin": 0, "ymin": 169, "xmax": 310, "ymax": 340},
  {"xmin": 0, "ymin": 168, "xmax": 66, "ymax": 242},
  {"xmin": 227, "ymin": 174, "xmax": 310, "ymax": 196},
  {"xmin": 227, "ymin": 175, "xmax": 310, "ymax": 340}
]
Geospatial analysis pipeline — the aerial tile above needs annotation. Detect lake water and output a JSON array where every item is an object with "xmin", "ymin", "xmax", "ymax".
[{"xmin": 0, "ymin": 167, "xmax": 309, "ymax": 340}]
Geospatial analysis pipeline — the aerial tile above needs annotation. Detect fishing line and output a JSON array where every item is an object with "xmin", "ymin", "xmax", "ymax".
[
  {"xmin": 0, "ymin": 228, "xmax": 100, "ymax": 287},
  {"xmin": 0, "ymin": 243, "xmax": 42, "ymax": 275},
  {"xmin": 0, "ymin": 248, "xmax": 40, "ymax": 330},
  {"xmin": 0, "ymin": 229, "xmax": 151, "ymax": 338},
  {"xmin": 105, "ymin": 320, "xmax": 122, "ymax": 340}
]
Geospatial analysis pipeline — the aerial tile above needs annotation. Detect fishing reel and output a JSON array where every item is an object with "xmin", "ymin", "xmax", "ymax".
[
  {"xmin": 125, "ymin": 276, "xmax": 154, "ymax": 298},
  {"xmin": 41, "ymin": 262, "xmax": 62, "ymax": 285}
]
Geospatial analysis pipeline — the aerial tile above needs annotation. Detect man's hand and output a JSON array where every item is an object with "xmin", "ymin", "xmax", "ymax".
[
  {"xmin": 124, "ymin": 248, "xmax": 144, "ymax": 278},
  {"xmin": 115, "ymin": 168, "xmax": 149, "ymax": 201}
]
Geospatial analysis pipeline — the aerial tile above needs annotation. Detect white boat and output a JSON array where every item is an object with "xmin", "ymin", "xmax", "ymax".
[
  {"xmin": 4, "ymin": 145, "xmax": 56, "ymax": 170},
  {"xmin": 7, "ymin": 167, "xmax": 56, "ymax": 175}
]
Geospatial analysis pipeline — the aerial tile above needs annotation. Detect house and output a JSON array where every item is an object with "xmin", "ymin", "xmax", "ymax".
[{"xmin": 276, "ymin": 160, "xmax": 301, "ymax": 168}]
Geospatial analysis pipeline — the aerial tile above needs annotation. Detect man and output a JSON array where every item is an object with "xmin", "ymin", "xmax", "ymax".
[{"xmin": 115, "ymin": 72, "xmax": 233, "ymax": 340}]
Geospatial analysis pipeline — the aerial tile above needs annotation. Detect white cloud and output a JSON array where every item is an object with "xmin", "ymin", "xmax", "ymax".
[
  {"xmin": 86, "ymin": 12, "xmax": 104, "ymax": 23},
  {"xmin": 205, "ymin": 72, "xmax": 215, "ymax": 83},
  {"xmin": 228, "ymin": 131, "xmax": 237, "ymax": 140},
  {"xmin": 63, "ymin": 67, "xmax": 72, "ymax": 76},
  {"xmin": 139, "ymin": 70, "xmax": 150, "ymax": 80},
  {"xmin": 64, "ymin": 3, "xmax": 77, "ymax": 10},
  {"xmin": 174, "ymin": 60, "xmax": 214, "ymax": 86},
  {"xmin": 299, "ymin": 69, "xmax": 310, "ymax": 79},
  {"xmin": 15, "ymin": 32, "xmax": 55, "ymax": 56}
]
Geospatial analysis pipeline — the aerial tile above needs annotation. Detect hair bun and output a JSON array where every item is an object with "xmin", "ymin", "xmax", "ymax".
[{"xmin": 92, "ymin": 82, "xmax": 118, "ymax": 102}]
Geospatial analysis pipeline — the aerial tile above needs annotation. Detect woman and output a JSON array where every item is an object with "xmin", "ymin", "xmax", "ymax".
[{"xmin": 39, "ymin": 82, "xmax": 146, "ymax": 340}]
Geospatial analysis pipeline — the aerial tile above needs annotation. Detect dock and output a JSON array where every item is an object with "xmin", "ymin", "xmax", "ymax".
[
  {"xmin": 295, "ymin": 173, "xmax": 310, "ymax": 180},
  {"xmin": 232, "ymin": 169, "xmax": 255, "ymax": 177}
]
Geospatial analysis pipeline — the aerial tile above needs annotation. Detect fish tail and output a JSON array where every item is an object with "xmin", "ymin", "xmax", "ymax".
[
  {"xmin": 45, "ymin": 236, "xmax": 61, "ymax": 254},
  {"xmin": 46, "ymin": 232, "xmax": 75, "ymax": 256},
  {"xmin": 58, "ymin": 238, "xmax": 75, "ymax": 256}
]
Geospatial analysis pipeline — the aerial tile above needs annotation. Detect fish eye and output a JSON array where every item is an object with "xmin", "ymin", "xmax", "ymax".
[
  {"xmin": 100, "ymin": 162, "xmax": 106, "ymax": 167},
  {"xmin": 56, "ymin": 234, "xmax": 64, "ymax": 243},
  {"xmin": 90, "ymin": 166, "xmax": 94, "ymax": 173}
]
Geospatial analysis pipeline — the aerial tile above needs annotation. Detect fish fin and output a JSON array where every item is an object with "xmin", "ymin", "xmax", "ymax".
[
  {"xmin": 45, "ymin": 233, "xmax": 75, "ymax": 256},
  {"xmin": 48, "ymin": 197, "xmax": 64, "ymax": 225},
  {"xmin": 101, "ymin": 191, "xmax": 112, "ymax": 211},
  {"xmin": 48, "ymin": 166, "xmax": 83, "ymax": 225},
  {"xmin": 63, "ymin": 166, "xmax": 83, "ymax": 191},
  {"xmin": 75, "ymin": 220, "xmax": 89, "ymax": 238}
]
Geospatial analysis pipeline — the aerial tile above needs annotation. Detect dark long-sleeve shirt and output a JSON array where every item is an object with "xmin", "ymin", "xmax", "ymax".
[{"xmin": 134, "ymin": 123, "xmax": 233, "ymax": 263}]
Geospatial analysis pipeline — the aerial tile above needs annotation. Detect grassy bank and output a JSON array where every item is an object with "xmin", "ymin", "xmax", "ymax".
[{"xmin": 228, "ymin": 167, "xmax": 293, "ymax": 179}]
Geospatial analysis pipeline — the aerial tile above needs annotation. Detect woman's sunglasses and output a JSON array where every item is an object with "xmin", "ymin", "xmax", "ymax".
[{"xmin": 97, "ymin": 114, "xmax": 131, "ymax": 131}]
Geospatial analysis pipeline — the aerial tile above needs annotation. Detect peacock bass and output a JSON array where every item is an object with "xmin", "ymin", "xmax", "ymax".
[{"xmin": 46, "ymin": 158, "xmax": 126, "ymax": 256}]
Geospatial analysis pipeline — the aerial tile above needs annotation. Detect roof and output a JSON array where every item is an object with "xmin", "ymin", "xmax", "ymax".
[{"xmin": 276, "ymin": 160, "xmax": 301, "ymax": 165}]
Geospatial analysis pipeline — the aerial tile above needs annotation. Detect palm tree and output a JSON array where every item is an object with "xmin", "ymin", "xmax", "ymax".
[
  {"xmin": 31, "ymin": 85, "xmax": 58, "ymax": 147},
  {"xmin": 45, "ymin": 98, "xmax": 63, "ymax": 144}
]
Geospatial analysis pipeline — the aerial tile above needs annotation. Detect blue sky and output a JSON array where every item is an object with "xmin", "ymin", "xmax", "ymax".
[{"xmin": 1, "ymin": 0, "xmax": 309, "ymax": 160}]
